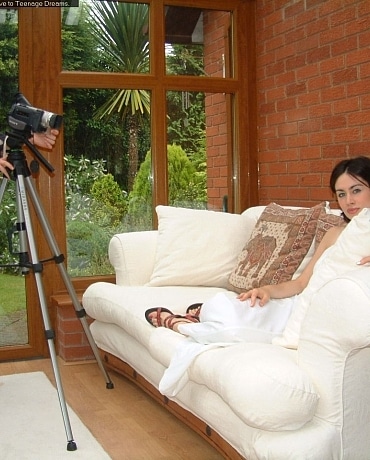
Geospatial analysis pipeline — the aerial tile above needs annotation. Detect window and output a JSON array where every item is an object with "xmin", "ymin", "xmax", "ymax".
[
  {"xmin": 0, "ymin": 0, "xmax": 256, "ymax": 360},
  {"xmin": 60, "ymin": 0, "xmax": 246, "ymax": 276}
]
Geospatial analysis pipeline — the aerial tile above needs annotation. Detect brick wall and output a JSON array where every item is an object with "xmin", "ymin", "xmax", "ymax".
[
  {"xmin": 256, "ymin": 0, "xmax": 370, "ymax": 207},
  {"xmin": 204, "ymin": 10, "xmax": 230, "ymax": 211}
]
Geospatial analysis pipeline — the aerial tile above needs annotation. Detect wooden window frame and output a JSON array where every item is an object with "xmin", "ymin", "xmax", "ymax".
[{"xmin": 10, "ymin": 0, "xmax": 257, "ymax": 359}]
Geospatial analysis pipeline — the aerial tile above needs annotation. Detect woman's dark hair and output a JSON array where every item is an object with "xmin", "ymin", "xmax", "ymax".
[{"xmin": 330, "ymin": 156, "xmax": 370, "ymax": 222}]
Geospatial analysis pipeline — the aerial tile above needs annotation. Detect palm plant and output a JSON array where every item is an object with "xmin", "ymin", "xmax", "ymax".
[{"xmin": 87, "ymin": 1, "xmax": 150, "ymax": 190}]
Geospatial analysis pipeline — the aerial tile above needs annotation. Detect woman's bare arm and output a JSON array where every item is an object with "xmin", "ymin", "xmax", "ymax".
[{"xmin": 238, "ymin": 225, "xmax": 344, "ymax": 306}]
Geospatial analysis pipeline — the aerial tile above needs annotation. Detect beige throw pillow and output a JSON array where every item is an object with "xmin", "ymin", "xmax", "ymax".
[
  {"xmin": 228, "ymin": 202, "xmax": 325, "ymax": 292},
  {"xmin": 148, "ymin": 206, "xmax": 254, "ymax": 288}
]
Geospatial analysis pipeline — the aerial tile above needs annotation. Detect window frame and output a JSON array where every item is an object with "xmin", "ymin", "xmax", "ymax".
[{"xmin": 11, "ymin": 0, "xmax": 256, "ymax": 359}]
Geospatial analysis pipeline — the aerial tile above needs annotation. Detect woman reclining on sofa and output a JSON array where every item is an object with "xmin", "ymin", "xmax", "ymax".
[
  {"xmin": 146, "ymin": 156, "xmax": 370, "ymax": 335},
  {"xmin": 144, "ymin": 155, "xmax": 370, "ymax": 397}
]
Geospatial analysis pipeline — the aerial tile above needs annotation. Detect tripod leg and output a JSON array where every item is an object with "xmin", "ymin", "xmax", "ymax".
[
  {"xmin": 15, "ymin": 174, "xmax": 77, "ymax": 451},
  {"xmin": 0, "ymin": 176, "xmax": 8, "ymax": 202},
  {"xmin": 24, "ymin": 175, "xmax": 114, "ymax": 389}
]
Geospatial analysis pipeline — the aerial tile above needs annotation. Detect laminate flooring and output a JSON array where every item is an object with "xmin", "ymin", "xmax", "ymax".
[{"xmin": 0, "ymin": 358, "xmax": 224, "ymax": 460}]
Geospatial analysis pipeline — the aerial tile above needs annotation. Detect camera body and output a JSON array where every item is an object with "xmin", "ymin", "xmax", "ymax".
[{"xmin": 8, "ymin": 93, "xmax": 63, "ymax": 134}]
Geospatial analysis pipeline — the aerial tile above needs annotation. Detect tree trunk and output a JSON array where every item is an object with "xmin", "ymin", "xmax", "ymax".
[{"xmin": 127, "ymin": 114, "xmax": 139, "ymax": 191}]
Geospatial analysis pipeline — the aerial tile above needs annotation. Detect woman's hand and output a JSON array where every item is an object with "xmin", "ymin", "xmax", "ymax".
[
  {"xmin": 0, "ymin": 157, "xmax": 14, "ymax": 179},
  {"xmin": 237, "ymin": 287, "xmax": 271, "ymax": 307},
  {"xmin": 31, "ymin": 129, "xmax": 59, "ymax": 150},
  {"xmin": 357, "ymin": 256, "xmax": 370, "ymax": 266}
]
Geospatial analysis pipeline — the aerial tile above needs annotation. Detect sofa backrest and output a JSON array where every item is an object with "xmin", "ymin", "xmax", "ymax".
[{"xmin": 109, "ymin": 204, "xmax": 342, "ymax": 286}]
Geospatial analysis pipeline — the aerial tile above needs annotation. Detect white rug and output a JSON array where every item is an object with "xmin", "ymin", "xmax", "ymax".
[{"xmin": 0, "ymin": 371, "xmax": 111, "ymax": 459}]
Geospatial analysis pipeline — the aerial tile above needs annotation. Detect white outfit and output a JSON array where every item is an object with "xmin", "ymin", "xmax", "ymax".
[
  {"xmin": 159, "ymin": 245, "xmax": 335, "ymax": 397},
  {"xmin": 159, "ymin": 293, "xmax": 297, "ymax": 396}
]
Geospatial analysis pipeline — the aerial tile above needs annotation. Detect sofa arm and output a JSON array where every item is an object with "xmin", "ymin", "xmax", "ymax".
[
  {"xmin": 108, "ymin": 230, "xmax": 158, "ymax": 286},
  {"xmin": 298, "ymin": 267, "xmax": 370, "ymax": 435}
]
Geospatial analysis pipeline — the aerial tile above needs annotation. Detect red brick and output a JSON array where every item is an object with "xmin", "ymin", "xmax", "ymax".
[
  {"xmin": 276, "ymin": 97, "xmax": 296, "ymax": 111},
  {"xmin": 333, "ymin": 97, "xmax": 360, "ymax": 114},
  {"xmin": 307, "ymin": 75, "xmax": 331, "ymax": 91},
  {"xmin": 279, "ymin": 174, "xmax": 299, "ymax": 186},
  {"xmin": 300, "ymin": 174, "xmax": 322, "ymax": 186},
  {"xmin": 331, "ymin": 36, "xmax": 358, "ymax": 56},
  {"xmin": 332, "ymin": 68, "xmax": 358, "ymax": 85},
  {"xmin": 286, "ymin": 108, "xmax": 309, "ymax": 122},
  {"xmin": 279, "ymin": 149, "xmax": 299, "ymax": 162},
  {"xmin": 322, "ymin": 145, "xmax": 347, "ymax": 158},
  {"xmin": 267, "ymin": 137, "xmax": 286, "ymax": 150},
  {"xmin": 322, "ymin": 115, "xmax": 347, "ymax": 130},
  {"xmin": 306, "ymin": 45, "xmax": 330, "ymax": 64},
  {"xmin": 287, "ymin": 134, "xmax": 309, "ymax": 148},
  {"xmin": 334, "ymin": 128, "xmax": 361, "ymax": 143},
  {"xmin": 363, "ymin": 125, "xmax": 370, "ymax": 140},
  {"xmin": 286, "ymin": 55, "xmax": 306, "ymax": 71},
  {"xmin": 285, "ymin": 2, "xmax": 305, "ymax": 19},
  {"xmin": 321, "ymin": 85, "xmax": 346, "ymax": 102},
  {"xmin": 330, "ymin": 7, "xmax": 356, "ymax": 27},
  {"xmin": 298, "ymin": 119, "xmax": 321, "ymax": 133},
  {"xmin": 348, "ymin": 110, "xmax": 370, "ymax": 126},
  {"xmin": 319, "ymin": 56, "xmax": 345, "ymax": 74},
  {"xmin": 296, "ymin": 63, "xmax": 319, "ymax": 80},
  {"xmin": 347, "ymin": 80, "xmax": 370, "ymax": 97},
  {"xmin": 298, "ymin": 91, "xmax": 320, "ymax": 106},
  {"xmin": 349, "ymin": 141, "xmax": 370, "ymax": 156},
  {"xmin": 347, "ymin": 48, "xmax": 370, "ymax": 66},
  {"xmin": 286, "ymin": 82, "xmax": 307, "ymax": 96},
  {"xmin": 300, "ymin": 147, "xmax": 322, "ymax": 160},
  {"xmin": 310, "ymin": 132, "xmax": 334, "ymax": 146},
  {"xmin": 61, "ymin": 346, "xmax": 95, "ymax": 362},
  {"xmin": 278, "ymin": 122, "xmax": 298, "ymax": 136}
]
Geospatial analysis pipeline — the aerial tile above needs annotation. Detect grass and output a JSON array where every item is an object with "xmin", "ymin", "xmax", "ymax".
[{"xmin": 0, "ymin": 273, "xmax": 26, "ymax": 314}]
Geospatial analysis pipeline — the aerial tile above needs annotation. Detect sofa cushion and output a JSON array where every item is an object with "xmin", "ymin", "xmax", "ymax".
[
  {"xmin": 274, "ymin": 207, "xmax": 370, "ymax": 349},
  {"xmin": 148, "ymin": 206, "xmax": 254, "ymax": 288},
  {"xmin": 229, "ymin": 202, "xmax": 324, "ymax": 292},
  {"xmin": 190, "ymin": 343, "xmax": 319, "ymax": 431}
]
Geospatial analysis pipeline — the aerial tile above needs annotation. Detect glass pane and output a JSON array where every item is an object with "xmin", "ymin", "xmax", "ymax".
[
  {"xmin": 62, "ymin": 1, "xmax": 150, "ymax": 73},
  {"xmin": 0, "ymin": 9, "xmax": 28, "ymax": 347},
  {"xmin": 166, "ymin": 90, "xmax": 230, "ymax": 212},
  {"xmin": 165, "ymin": 7, "xmax": 232, "ymax": 78},
  {"xmin": 63, "ymin": 88, "xmax": 152, "ymax": 277}
]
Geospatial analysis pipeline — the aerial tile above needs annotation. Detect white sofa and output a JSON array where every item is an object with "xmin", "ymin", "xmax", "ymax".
[{"xmin": 82, "ymin": 205, "xmax": 370, "ymax": 460}]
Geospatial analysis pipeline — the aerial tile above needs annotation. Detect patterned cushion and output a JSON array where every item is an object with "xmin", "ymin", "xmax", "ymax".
[
  {"xmin": 228, "ymin": 202, "xmax": 325, "ymax": 292},
  {"xmin": 315, "ymin": 207, "xmax": 345, "ymax": 247}
]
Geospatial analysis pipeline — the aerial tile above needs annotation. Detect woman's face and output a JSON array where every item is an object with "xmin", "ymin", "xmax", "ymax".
[{"xmin": 335, "ymin": 172, "xmax": 370, "ymax": 220}]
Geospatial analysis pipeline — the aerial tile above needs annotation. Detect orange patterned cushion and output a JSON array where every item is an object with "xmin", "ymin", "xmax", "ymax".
[
  {"xmin": 228, "ymin": 203, "xmax": 325, "ymax": 292},
  {"xmin": 315, "ymin": 207, "xmax": 345, "ymax": 247}
]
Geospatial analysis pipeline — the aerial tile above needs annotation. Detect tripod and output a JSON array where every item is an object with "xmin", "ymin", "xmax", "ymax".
[{"xmin": 0, "ymin": 137, "xmax": 114, "ymax": 451}]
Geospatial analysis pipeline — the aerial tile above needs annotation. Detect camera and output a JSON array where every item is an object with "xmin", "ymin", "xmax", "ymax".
[{"xmin": 7, "ymin": 93, "xmax": 63, "ymax": 134}]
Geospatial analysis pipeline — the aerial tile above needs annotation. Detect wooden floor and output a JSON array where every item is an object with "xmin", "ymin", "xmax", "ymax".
[{"xmin": 0, "ymin": 358, "xmax": 224, "ymax": 460}]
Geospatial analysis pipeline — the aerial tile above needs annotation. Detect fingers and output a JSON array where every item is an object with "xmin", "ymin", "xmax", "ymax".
[
  {"xmin": 32, "ymin": 129, "xmax": 60, "ymax": 150},
  {"xmin": 0, "ymin": 159, "xmax": 14, "ymax": 179},
  {"xmin": 357, "ymin": 256, "xmax": 370, "ymax": 266},
  {"xmin": 237, "ymin": 288, "xmax": 268, "ymax": 307}
]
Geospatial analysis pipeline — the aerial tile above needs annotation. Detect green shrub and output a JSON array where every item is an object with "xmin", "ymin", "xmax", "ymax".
[
  {"xmin": 128, "ymin": 143, "xmax": 207, "ymax": 222},
  {"xmin": 90, "ymin": 173, "xmax": 127, "ymax": 226},
  {"xmin": 66, "ymin": 220, "xmax": 113, "ymax": 276}
]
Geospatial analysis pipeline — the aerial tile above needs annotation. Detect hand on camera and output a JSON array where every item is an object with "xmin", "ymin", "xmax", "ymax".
[{"xmin": 30, "ymin": 129, "xmax": 60, "ymax": 150}]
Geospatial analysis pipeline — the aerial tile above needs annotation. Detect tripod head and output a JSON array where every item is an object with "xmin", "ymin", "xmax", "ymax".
[
  {"xmin": 5, "ymin": 129, "xmax": 55, "ymax": 174},
  {"xmin": 5, "ymin": 92, "xmax": 63, "ymax": 174}
]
